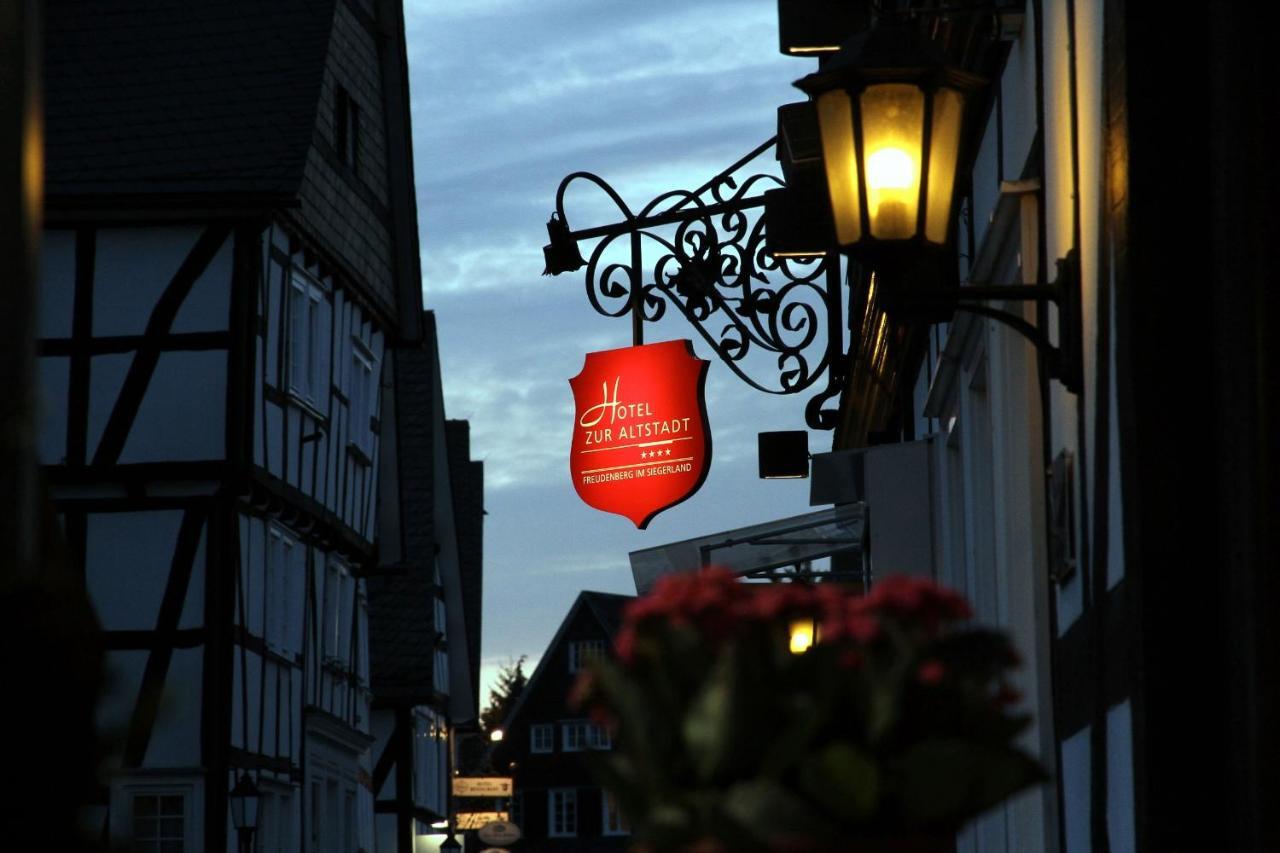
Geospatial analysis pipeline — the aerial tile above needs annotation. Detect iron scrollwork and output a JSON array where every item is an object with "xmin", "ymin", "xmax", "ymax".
[{"xmin": 547, "ymin": 138, "xmax": 844, "ymax": 429}]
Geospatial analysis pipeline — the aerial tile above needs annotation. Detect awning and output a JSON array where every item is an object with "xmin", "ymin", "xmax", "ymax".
[{"xmin": 629, "ymin": 502, "xmax": 867, "ymax": 594}]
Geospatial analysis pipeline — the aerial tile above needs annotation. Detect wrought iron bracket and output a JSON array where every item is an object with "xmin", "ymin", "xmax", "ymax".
[
  {"xmin": 544, "ymin": 137, "xmax": 848, "ymax": 430},
  {"xmin": 890, "ymin": 249, "xmax": 1082, "ymax": 394}
]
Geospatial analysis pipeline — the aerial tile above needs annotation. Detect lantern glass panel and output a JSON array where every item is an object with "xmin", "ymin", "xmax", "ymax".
[
  {"xmin": 859, "ymin": 83, "xmax": 924, "ymax": 240},
  {"xmin": 816, "ymin": 89, "xmax": 862, "ymax": 245},
  {"xmin": 925, "ymin": 87, "xmax": 965, "ymax": 244}
]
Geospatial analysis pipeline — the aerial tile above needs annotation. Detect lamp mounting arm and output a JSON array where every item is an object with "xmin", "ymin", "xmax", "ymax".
[{"xmin": 893, "ymin": 249, "xmax": 1081, "ymax": 393}]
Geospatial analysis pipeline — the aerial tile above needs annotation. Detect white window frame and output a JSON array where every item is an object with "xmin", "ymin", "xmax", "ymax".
[
  {"xmin": 109, "ymin": 775, "xmax": 202, "ymax": 853},
  {"xmin": 348, "ymin": 340, "xmax": 375, "ymax": 455},
  {"xmin": 601, "ymin": 789, "xmax": 630, "ymax": 836},
  {"xmin": 548, "ymin": 788, "xmax": 577, "ymax": 838},
  {"xmin": 322, "ymin": 557, "xmax": 353, "ymax": 666},
  {"xmin": 287, "ymin": 271, "xmax": 326, "ymax": 408},
  {"xmin": 255, "ymin": 778, "xmax": 294, "ymax": 853},
  {"xmin": 530, "ymin": 724, "xmax": 553, "ymax": 754},
  {"xmin": 561, "ymin": 720, "xmax": 610, "ymax": 753},
  {"xmin": 266, "ymin": 525, "xmax": 297, "ymax": 656},
  {"xmin": 567, "ymin": 639, "xmax": 605, "ymax": 673}
]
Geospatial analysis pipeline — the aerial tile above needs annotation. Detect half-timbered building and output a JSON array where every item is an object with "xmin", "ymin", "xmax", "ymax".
[{"xmin": 38, "ymin": 2, "xmax": 482, "ymax": 851}]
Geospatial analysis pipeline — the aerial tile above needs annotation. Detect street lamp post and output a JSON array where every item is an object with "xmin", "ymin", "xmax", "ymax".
[{"xmin": 228, "ymin": 772, "xmax": 261, "ymax": 853}]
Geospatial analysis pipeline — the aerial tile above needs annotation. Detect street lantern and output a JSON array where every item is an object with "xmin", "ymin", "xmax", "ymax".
[
  {"xmin": 794, "ymin": 23, "xmax": 983, "ymax": 254},
  {"xmin": 228, "ymin": 772, "xmax": 261, "ymax": 853},
  {"xmin": 439, "ymin": 834, "xmax": 463, "ymax": 853}
]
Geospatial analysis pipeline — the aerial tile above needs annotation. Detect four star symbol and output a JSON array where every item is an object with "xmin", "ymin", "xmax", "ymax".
[{"xmin": 640, "ymin": 448, "xmax": 674, "ymax": 459}]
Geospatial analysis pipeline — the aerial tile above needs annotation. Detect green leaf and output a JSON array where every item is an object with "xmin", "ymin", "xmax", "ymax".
[
  {"xmin": 682, "ymin": 654, "xmax": 733, "ymax": 781},
  {"xmin": 722, "ymin": 778, "xmax": 836, "ymax": 847},
  {"xmin": 891, "ymin": 739, "xmax": 1046, "ymax": 825},
  {"xmin": 798, "ymin": 740, "xmax": 881, "ymax": 823}
]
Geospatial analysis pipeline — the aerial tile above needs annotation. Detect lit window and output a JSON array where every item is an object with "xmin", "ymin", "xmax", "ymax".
[
  {"xmin": 132, "ymin": 792, "xmax": 185, "ymax": 852},
  {"xmin": 567, "ymin": 639, "xmax": 605, "ymax": 673},
  {"xmin": 548, "ymin": 789, "xmax": 577, "ymax": 838},
  {"xmin": 601, "ymin": 789, "xmax": 630, "ymax": 836},
  {"xmin": 530, "ymin": 724, "xmax": 553, "ymax": 754},
  {"xmin": 287, "ymin": 273, "xmax": 325, "ymax": 405}
]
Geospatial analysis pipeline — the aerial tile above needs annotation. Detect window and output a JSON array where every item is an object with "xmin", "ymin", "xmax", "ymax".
[
  {"xmin": 414, "ymin": 710, "xmax": 448, "ymax": 816},
  {"xmin": 322, "ymin": 558, "xmax": 353, "ymax": 663},
  {"xmin": 266, "ymin": 526, "xmax": 296, "ymax": 655},
  {"xmin": 602, "ymin": 790, "xmax": 630, "ymax": 836},
  {"xmin": 335, "ymin": 86, "xmax": 360, "ymax": 175},
  {"xmin": 530, "ymin": 724, "xmax": 553, "ymax": 753},
  {"xmin": 131, "ymin": 792, "xmax": 185, "ymax": 852},
  {"xmin": 309, "ymin": 768, "xmax": 358, "ymax": 853},
  {"xmin": 287, "ymin": 273, "xmax": 325, "ymax": 405},
  {"xmin": 255, "ymin": 786, "xmax": 292, "ymax": 853},
  {"xmin": 561, "ymin": 720, "xmax": 610, "ymax": 752},
  {"xmin": 348, "ymin": 343, "xmax": 375, "ymax": 453},
  {"xmin": 568, "ymin": 639, "xmax": 605, "ymax": 673},
  {"xmin": 548, "ymin": 789, "xmax": 577, "ymax": 838}
]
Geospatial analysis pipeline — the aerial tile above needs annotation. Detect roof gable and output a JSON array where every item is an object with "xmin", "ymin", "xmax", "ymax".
[
  {"xmin": 500, "ymin": 591, "xmax": 634, "ymax": 731},
  {"xmin": 45, "ymin": 0, "xmax": 334, "ymax": 200}
]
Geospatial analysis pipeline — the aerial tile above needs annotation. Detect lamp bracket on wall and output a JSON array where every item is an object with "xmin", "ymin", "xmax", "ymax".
[
  {"xmin": 887, "ymin": 248, "xmax": 1082, "ymax": 393},
  {"xmin": 544, "ymin": 137, "xmax": 847, "ymax": 430}
]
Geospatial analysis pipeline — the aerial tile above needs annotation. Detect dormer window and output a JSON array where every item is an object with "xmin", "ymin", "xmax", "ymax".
[{"xmin": 335, "ymin": 85, "xmax": 360, "ymax": 176}]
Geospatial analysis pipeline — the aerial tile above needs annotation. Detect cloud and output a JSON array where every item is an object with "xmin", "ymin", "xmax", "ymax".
[{"xmin": 405, "ymin": 0, "xmax": 836, "ymax": 688}]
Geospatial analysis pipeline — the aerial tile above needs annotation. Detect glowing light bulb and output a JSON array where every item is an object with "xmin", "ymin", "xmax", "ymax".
[
  {"xmin": 865, "ymin": 147, "xmax": 918, "ymax": 238},
  {"xmin": 866, "ymin": 147, "xmax": 915, "ymax": 190},
  {"xmin": 789, "ymin": 619, "xmax": 816, "ymax": 654}
]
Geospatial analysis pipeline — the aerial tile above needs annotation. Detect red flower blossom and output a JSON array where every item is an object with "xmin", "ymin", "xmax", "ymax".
[
  {"xmin": 568, "ymin": 669, "xmax": 594, "ymax": 710},
  {"xmin": 861, "ymin": 576, "xmax": 972, "ymax": 635},
  {"xmin": 614, "ymin": 624, "xmax": 638, "ymax": 665},
  {"xmin": 838, "ymin": 649, "xmax": 864, "ymax": 669},
  {"xmin": 917, "ymin": 659, "xmax": 946, "ymax": 685}
]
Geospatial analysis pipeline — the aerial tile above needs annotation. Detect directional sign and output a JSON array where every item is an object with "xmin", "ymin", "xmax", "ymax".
[
  {"xmin": 452, "ymin": 777, "xmax": 513, "ymax": 797},
  {"xmin": 476, "ymin": 820, "xmax": 522, "ymax": 846},
  {"xmin": 456, "ymin": 812, "xmax": 508, "ymax": 830}
]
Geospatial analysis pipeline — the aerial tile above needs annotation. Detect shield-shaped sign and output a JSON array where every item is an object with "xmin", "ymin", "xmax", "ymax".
[{"xmin": 569, "ymin": 339, "xmax": 711, "ymax": 528}]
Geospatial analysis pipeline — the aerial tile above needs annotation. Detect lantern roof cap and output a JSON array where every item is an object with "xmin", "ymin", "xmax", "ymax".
[{"xmin": 794, "ymin": 21, "xmax": 984, "ymax": 96}]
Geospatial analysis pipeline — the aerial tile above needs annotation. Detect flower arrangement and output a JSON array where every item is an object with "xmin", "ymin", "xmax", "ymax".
[{"xmin": 570, "ymin": 568, "xmax": 1044, "ymax": 852}]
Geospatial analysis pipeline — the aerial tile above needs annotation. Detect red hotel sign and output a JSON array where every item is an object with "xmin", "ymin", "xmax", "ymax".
[{"xmin": 569, "ymin": 340, "xmax": 711, "ymax": 528}]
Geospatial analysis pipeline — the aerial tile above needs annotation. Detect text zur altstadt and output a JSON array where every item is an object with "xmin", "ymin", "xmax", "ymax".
[{"xmin": 578, "ymin": 378, "xmax": 695, "ymax": 484}]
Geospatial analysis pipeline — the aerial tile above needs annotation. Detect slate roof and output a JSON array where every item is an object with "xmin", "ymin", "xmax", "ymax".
[
  {"xmin": 500, "ymin": 591, "xmax": 635, "ymax": 731},
  {"xmin": 44, "ymin": 0, "xmax": 334, "ymax": 199},
  {"xmin": 445, "ymin": 419, "xmax": 485, "ymax": 718},
  {"xmin": 367, "ymin": 312, "xmax": 440, "ymax": 704}
]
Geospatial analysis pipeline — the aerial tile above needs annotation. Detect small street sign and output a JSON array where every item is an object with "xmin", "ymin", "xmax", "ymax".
[
  {"xmin": 452, "ymin": 776, "xmax": 514, "ymax": 797},
  {"xmin": 476, "ymin": 819, "xmax": 522, "ymax": 846},
  {"xmin": 456, "ymin": 812, "xmax": 508, "ymax": 830}
]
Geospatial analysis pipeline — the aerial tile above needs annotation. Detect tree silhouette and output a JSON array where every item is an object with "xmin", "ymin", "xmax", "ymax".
[{"xmin": 481, "ymin": 656, "xmax": 528, "ymax": 736}]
